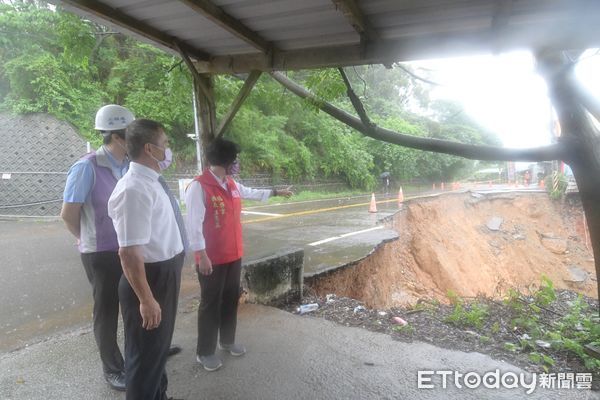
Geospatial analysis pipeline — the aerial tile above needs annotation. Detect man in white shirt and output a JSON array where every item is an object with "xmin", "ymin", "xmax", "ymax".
[
  {"xmin": 185, "ymin": 138, "xmax": 292, "ymax": 371},
  {"xmin": 108, "ymin": 119, "xmax": 187, "ymax": 400}
]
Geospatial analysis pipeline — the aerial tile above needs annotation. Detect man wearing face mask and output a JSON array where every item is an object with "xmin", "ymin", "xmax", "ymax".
[
  {"xmin": 185, "ymin": 138, "xmax": 292, "ymax": 371},
  {"xmin": 108, "ymin": 119, "xmax": 187, "ymax": 400},
  {"xmin": 61, "ymin": 104, "xmax": 134, "ymax": 391}
]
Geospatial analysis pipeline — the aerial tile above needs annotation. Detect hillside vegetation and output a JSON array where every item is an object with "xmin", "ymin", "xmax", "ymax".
[{"xmin": 0, "ymin": 2, "xmax": 500, "ymax": 189}]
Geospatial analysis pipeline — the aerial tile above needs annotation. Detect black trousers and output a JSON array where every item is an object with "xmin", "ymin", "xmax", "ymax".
[
  {"xmin": 80, "ymin": 251, "xmax": 124, "ymax": 375},
  {"xmin": 119, "ymin": 252, "xmax": 184, "ymax": 400},
  {"xmin": 196, "ymin": 258, "xmax": 242, "ymax": 356}
]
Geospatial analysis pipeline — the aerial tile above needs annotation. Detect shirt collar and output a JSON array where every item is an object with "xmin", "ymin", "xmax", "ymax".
[
  {"xmin": 209, "ymin": 169, "xmax": 227, "ymax": 185},
  {"xmin": 130, "ymin": 161, "xmax": 160, "ymax": 181},
  {"xmin": 103, "ymin": 145, "xmax": 129, "ymax": 168}
]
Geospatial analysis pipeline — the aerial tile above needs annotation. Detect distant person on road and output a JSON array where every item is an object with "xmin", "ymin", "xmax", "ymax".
[
  {"xmin": 185, "ymin": 138, "xmax": 292, "ymax": 372},
  {"xmin": 60, "ymin": 104, "xmax": 134, "ymax": 392},
  {"xmin": 108, "ymin": 119, "xmax": 187, "ymax": 400},
  {"xmin": 380, "ymin": 171, "xmax": 391, "ymax": 195}
]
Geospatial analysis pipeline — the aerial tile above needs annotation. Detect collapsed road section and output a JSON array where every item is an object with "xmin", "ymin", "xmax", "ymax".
[{"xmin": 308, "ymin": 192, "xmax": 596, "ymax": 308}]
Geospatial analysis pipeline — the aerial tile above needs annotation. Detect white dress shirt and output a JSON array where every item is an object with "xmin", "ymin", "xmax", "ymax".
[
  {"xmin": 108, "ymin": 162, "xmax": 183, "ymax": 263},
  {"xmin": 185, "ymin": 170, "xmax": 272, "ymax": 252}
]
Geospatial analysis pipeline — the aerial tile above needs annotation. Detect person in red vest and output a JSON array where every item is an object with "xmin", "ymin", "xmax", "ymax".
[{"xmin": 184, "ymin": 138, "xmax": 292, "ymax": 371}]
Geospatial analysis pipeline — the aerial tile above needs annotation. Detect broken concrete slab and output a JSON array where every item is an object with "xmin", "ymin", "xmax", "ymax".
[
  {"xmin": 565, "ymin": 265, "xmax": 589, "ymax": 283},
  {"xmin": 541, "ymin": 238, "xmax": 568, "ymax": 254},
  {"xmin": 486, "ymin": 217, "xmax": 503, "ymax": 231},
  {"xmin": 242, "ymin": 248, "xmax": 304, "ymax": 305}
]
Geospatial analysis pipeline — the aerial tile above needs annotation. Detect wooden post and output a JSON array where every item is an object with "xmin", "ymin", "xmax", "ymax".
[{"xmin": 194, "ymin": 74, "xmax": 217, "ymax": 152}]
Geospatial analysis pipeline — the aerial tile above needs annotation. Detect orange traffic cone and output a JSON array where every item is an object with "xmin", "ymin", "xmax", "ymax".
[
  {"xmin": 397, "ymin": 187, "xmax": 404, "ymax": 206},
  {"xmin": 539, "ymin": 179, "xmax": 545, "ymax": 189},
  {"xmin": 369, "ymin": 193, "xmax": 378, "ymax": 213}
]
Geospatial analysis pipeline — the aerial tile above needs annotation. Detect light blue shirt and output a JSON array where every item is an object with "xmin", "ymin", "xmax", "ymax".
[{"xmin": 63, "ymin": 146, "xmax": 129, "ymax": 203}]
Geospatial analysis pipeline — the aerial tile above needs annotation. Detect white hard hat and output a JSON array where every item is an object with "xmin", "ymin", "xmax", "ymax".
[{"xmin": 95, "ymin": 104, "xmax": 135, "ymax": 131}]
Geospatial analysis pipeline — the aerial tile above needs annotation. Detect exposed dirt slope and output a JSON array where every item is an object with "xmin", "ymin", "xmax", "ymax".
[{"xmin": 310, "ymin": 192, "xmax": 596, "ymax": 308}]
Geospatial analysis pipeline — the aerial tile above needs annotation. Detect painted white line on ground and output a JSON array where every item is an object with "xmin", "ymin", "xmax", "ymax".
[
  {"xmin": 242, "ymin": 210, "xmax": 284, "ymax": 217},
  {"xmin": 308, "ymin": 226, "xmax": 384, "ymax": 247}
]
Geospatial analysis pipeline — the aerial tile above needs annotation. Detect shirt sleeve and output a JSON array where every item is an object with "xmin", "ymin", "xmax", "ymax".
[
  {"xmin": 108, "ymin": 184, "xmax": 153, "ymax": 247},
  {"xmin": 63, "ymin": 160, "xmax": 94, "ymax": 203},
  {"xmin": 184, "ymin": 180, "xmax": 206, "ymax": 251},
  {"xmin": 236, "ymin": 181, "xmax": 272, "ymax": 202}
]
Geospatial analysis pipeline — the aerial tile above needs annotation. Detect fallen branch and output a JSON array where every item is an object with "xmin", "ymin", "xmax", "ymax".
[{"xmin": 269, "ymin": 71, "xmax": 566, "ymax": 162}]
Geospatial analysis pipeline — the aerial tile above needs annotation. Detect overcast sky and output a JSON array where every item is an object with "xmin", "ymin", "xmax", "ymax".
[{"xmin": 408, "ymin": 50, "xmax": 599, "ymax": 149}]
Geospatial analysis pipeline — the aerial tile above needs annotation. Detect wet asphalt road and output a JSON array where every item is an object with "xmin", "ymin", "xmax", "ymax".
[
  {"xmin": 0, "ymin": 193, "xmax": 401, "ymax": 353},
  {"xmin": 0, "ymin": 185, "xmax": 544, "ymax": 354}
]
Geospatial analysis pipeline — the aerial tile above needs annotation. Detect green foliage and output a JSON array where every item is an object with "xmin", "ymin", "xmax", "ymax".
[
  {"xmin": 1, "ymin": 3, "xmax": 500, "ymax": 189},
  {"xmin": 547, "ymin": 172, "xmax": 568, "ymax": 200},
  {"xmin": 444, "ymin": 292, "xmax": 489, "ymax": 330},
  {"xmin": 449, "ymin": 279, "xmax": 599, "ymax": 372},
  {"xmin": 502, "ymin": 277, "xmax": 600, "ymax": 371},
  {"xmin": 242, "ymin": 189, "xmax": 368, "ymax": 207},
  {"xmin": 392, "ymin": 324, "xmax": 415, "ymax": 334},
  {"xmin": 491, "ymin": 321, "xmax": 500, "ymax": 335},
  {"xmin": 528, "ymin": 352, "xmax": 555, "ymax": 372},
  {"xmin": 479, "ymin": 335, "xmax": 491, "ymax": 344},
  {"xmin": 304, "ymin": 69, "xmax": 346, "ymax": 111},
  {"xmin": 534, "ymin": 275, "xmax": 557, "ymax": 306},
  {"xmin": 549, "ymin": 295, "xmax": 600, "ymax": 370},
  {"xmin": 410, "ymin": 299, "xmax": 439, "ymax": 314}
]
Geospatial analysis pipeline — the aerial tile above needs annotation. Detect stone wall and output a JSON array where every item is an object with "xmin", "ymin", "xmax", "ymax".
[{"xmin": 0, "ymin": 113, "xmax": 87, "ymax": 216}]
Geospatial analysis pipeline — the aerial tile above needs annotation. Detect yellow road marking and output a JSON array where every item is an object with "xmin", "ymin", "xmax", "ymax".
[{"xmin": 243, "ymin": 197, "xmax": 400, "ymax": 224}]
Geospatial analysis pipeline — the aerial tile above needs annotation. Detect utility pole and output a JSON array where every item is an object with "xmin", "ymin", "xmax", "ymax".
[{"xmin": 192, "ymin": 89, "xmax": 203, "ymax": 173}]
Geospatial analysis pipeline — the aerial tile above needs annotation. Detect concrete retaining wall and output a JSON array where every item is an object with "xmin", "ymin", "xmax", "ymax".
[{"xmin": 242, "ymin": 249, "xmax": 304, "ymax": 306}]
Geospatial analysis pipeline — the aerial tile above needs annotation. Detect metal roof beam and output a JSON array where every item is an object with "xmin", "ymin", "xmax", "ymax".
[
  {"xmin": 57, "ymin": 0, "xmax": 210, "ymax": 61},
  {"xmin": 331, "ymin": 0, "xmax": 378, "ymax": 41},
  {"xmin": 178, "ymin": 0, "xmax": 272, "ymax": 53},
  {"xmin": 195, "ymin": 22, "xmax": 600, "ymax": 74},
  {"xmin": 491, "ymin": 0, "xmax": 513, "ymax": 31}
]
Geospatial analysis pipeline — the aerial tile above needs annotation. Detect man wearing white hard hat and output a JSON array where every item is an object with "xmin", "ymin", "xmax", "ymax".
[{"xmin": 61, "ymin": 104, "xmax": 133, "ymax": 391}]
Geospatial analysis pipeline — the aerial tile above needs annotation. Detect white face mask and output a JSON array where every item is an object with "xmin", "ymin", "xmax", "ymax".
[{"xmin": 149, "ymin": 143, "xmax": 173, "ymax": 171}]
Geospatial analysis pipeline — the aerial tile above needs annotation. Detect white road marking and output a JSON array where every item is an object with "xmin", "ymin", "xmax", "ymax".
[
  {"xmin": 242, "ymin": 210, "xmax": 284, "ymax": 217},
  {"xmin": 308, "ymin": 226, "xmax": 384, "ymax": 246}
]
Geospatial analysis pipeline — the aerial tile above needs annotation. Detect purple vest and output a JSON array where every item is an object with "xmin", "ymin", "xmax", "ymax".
[{"xmin": 79, "ymin": 148, "xmax": 120, "ymax": 253}]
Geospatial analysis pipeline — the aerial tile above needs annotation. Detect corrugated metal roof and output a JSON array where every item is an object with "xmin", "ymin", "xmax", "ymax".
[{"xmin": 54, "ymin": 0, "xmax": 600, "ymax": 73}]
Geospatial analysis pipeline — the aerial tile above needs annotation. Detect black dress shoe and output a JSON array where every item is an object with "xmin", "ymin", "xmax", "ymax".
[
  {"xmin": 104, "ymin": 372, "xmax": 126, "ymax": 392},
  {"xmin": 168, "ymin": 345, "xmax": 182, "ymax": 357}
]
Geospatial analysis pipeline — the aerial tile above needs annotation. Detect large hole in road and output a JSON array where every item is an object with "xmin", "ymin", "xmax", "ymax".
[{"xmin": 306, "ymin": 192, "xmax": 596, "ymax": 308}]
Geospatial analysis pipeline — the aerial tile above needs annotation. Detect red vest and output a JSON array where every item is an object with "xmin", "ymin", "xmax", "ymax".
[{"xmin": 195, "ymin": 171, "xmax": 243, "ymax": 265}]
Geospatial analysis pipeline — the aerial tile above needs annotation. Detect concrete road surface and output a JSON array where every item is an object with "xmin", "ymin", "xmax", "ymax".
[
  {"xmin": 0, "ymin": 194, "xmax": 399, "ymax": 353},
  {"xmin": 1, "ymin": 303, "xmax": 596, "ymax": 400}
]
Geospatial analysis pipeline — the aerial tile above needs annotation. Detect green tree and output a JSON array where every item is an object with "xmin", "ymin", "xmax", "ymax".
[{"xmin": 0, "ymin": 2, "xmax": 499, "ymax": 189}]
